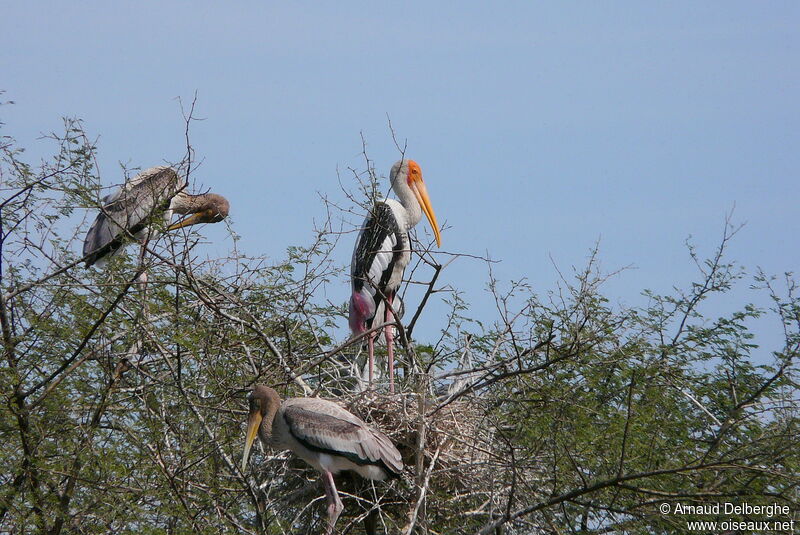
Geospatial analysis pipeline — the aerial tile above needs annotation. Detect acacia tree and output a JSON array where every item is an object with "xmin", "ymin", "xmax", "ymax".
[{"xmin": 0, "ymin": 113, "xmax": 797, "ymax": 535}]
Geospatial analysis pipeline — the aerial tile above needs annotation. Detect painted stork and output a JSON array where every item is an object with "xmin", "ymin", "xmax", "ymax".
[
  {"xmin": 241, "ymin": 385, "xmax": 403, "ymax": 535},
  {"xmin": 349, "ymin": 159, "xmax": 441, "ymax": 393},
  {"xmin": 83, "ymin": 166, "xmax": 229, "ymax": 267}
]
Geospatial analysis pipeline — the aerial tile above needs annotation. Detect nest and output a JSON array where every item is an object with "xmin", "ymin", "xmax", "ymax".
[
  {"xmin": 345, "ymin": 390, "xmax": 504, "ymax": 492},
  {"xmin": 248, "ymin": 389, "xmax": 514, "ymax": 534}
]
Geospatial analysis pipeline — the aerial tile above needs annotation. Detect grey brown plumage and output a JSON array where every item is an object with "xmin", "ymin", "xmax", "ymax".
[
  {"xmin": 242, "ymin": 385, "xmax": 402, "ymax": 534},
  {"xmin": 83, "ymin": 166, "xmax": 229, "ymax": 267},
  {"xmin": 83, "ymin": 167, "xmax": 179, "ymax": 266},
  {"xmin": 282, "ymin": 399, "xmax": 403, "ymax": 477}
]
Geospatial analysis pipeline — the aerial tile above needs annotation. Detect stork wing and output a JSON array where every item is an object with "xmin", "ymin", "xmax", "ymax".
[
  {"xmin": 83, "ymin": 167, "xmax": 183, "ymax": 266},
  {"xmin": 349, "ymin": 202, "xmax": 407, "ymax": 333},
  {"xmin": 351, "ymin": 202, "xmax": 403, "ymax": 290},
  {"xmin": 283, "ymin": 399, "xmax": 403, "ymax": 475}
]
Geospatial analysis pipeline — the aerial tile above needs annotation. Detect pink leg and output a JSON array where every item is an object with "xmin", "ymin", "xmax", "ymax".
[
  {"xmin": 321, "ymin": 471, "xmax": 343, "ymax": 535},
  {"xmin": 384, "ymin": 295, "xmax": 395, "ymax": 394},
  {"xmin": 367, "ymin": 331, "xmax": 376, "ymax": 390}
]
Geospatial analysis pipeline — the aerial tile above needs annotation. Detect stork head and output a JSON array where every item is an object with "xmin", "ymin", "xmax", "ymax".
[
  {"xmin": 167, "ymin": 193, "xmax": 230, "ymax": 231},
  {"xmin": 390, "ymin": 159, "xmax": 442, "ymax": 247},
  {"xmin": 241, "ymin": 385, "xmax": 281, "ymax": 472}
]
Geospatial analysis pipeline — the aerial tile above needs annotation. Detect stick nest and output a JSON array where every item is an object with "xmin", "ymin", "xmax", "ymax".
[{"xmin": 345, "ymin": 390, "xmax": 504, "ymax": 491}]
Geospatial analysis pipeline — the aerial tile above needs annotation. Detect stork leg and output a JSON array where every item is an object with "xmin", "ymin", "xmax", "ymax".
[
  {"xmin": 136, "ymin": 238, "xmax": 150, "ymax": 285},
  {"xmin": 367, "ymin": 330, "xmax": 376, "ymax": 390},
  {"xmin": 321, "ymin": 470, "xmax": 343, "ymax": 535},
  {"xmin": 384, "ymin": 294, "xmax": 395, "ymax": 394}
]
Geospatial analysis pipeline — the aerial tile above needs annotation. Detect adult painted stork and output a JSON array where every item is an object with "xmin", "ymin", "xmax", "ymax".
[
  {"xmin": 349, "ymin": 159, "xmax": 441, "ymax": 393},
  {"xmin": 83, "ymin": 166, "xmax": 229, "ymax": 267},
  {"xmin": 241, "ymin": 385, "xmax": 403, "ymax": 535}
]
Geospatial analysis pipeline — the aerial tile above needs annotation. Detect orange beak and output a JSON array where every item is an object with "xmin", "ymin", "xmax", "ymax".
[{"xmin": 410, "ymin": 179, "xmax": 442, "ymax": 247}]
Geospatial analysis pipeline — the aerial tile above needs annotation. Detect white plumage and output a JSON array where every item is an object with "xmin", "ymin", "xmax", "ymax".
[{"xmin": 349, "ymin": 160, "xmax": 441, "ymax": 393}]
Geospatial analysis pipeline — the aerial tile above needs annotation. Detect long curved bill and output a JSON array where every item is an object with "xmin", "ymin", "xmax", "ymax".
[
  {"xmin": 410, "ymin": 180, "xmax": 442, "ymax": 247},
  {"xmin": 241, "ymin": 410, "xmax": 263, "ymax": 472},
  {"xmin": 166, "ymin": 212, "xmax": 205, "ymax": 231}
]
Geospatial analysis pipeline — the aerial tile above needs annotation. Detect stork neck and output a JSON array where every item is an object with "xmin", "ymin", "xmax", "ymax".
[
  {"xmin": 391, "ymin": 181, "xmax": 422, "ymax": 230},
  {"xmin": 258, "ymin": 402, "xmax": 280, "ymax": 446},
  {"xmin": 170, "ymin": 191, "xmax": 210, "ymax": 214}
]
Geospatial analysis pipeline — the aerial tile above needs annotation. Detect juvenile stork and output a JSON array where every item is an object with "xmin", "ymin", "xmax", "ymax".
[
  {"xmin": 349, "ymin": 159, "xmax": 441, "ymax": 393},
  {"xmin": 241, "ymin": 385, "xmax": 403, "ymax": 535},
  {"xmin": 83, "ymin": 166, "xmax": 229, "ymax": 267}
]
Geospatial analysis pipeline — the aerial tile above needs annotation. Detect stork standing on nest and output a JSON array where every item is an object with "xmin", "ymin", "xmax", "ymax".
[
  {"xmin": 349, "ymin": 159, "xmax": 442, "ymax": 393},
  {"xmin": 83, "ymin": 166, "xmax": 229, "ymax": 267},
  {"xmin": 242, "ymin": 385, "xmax": 403, "ymax": 535}
]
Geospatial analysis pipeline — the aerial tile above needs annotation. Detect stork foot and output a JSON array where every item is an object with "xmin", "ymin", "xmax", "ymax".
[
  {"xmin": 326, "ymin": 501, "xmax": 343, "ymax": 535},
  {"xmin": 322, "ymin": 471, "xmax": 344, "ymax": 535}
]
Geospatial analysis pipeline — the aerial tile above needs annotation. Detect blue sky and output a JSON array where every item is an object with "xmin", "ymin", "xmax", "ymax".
[{"xmin": 2, "ymin": 2, "xmax": 798, "ymax": 356}]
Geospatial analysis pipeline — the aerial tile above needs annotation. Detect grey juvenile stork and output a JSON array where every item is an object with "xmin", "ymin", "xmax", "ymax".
[
  {"xmin": 241, "ymin": 385, "xmax": 403, "ymax": 534},
  {"xmin": 349, "ymin": 159, "xmax": 441, "ymax": 393},
  {"xmin": 83, "ymin": 166, "xmax": 229, "ymax": 267}
]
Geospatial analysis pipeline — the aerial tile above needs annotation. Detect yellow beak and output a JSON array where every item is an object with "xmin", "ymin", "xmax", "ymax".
[
  {"xmin": 410, "ymin": 180, "xmax": 442, "ymax": 247},
  {"xmin": 166, "ymin": 212, "xmax": 207, "ymax": 231},
  {"xmin": 241, "ymin": 410, "xmax": 263, "ymax": 472}
]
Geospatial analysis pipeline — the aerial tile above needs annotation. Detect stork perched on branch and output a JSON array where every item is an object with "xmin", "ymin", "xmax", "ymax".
[
  {"xmin": 83, "ymin": 166, "xmax": 229, "ymax": 267},
  {"xmin": 349, "ymin": 159, "xmax": 442, "ymax": 393},
  {"xmin": 241, "ymin": 385, "xmax": 403, "ymax": 534}
]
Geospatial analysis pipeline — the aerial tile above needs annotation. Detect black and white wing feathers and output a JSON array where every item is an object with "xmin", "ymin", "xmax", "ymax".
[{"xmin": 350, "ymin": 202, "xmax": 404, "ymax": 322}]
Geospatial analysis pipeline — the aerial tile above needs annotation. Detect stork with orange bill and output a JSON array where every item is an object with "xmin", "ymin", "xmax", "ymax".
[{"xmin": 349, "ymin": 159, "xmax": 442, "ymax": 393}]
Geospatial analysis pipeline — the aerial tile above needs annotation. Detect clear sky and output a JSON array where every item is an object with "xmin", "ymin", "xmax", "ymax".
[{"xmin": 2, "ymin": 2, "xmax": 798, "ymax": 356}]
